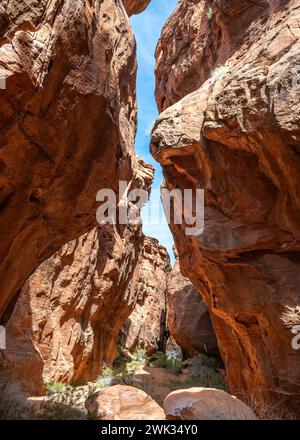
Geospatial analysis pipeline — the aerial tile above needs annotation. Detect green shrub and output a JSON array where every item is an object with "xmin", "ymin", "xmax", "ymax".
[
  {"xmin": 164, "ymin": 370, "xmax": 227, "ymax": 392},
  {"xmin": 149, "ymin": 351, "xmax": 168, "ymax": 368},
  {"xmin": 45, "ymin": 382, "xmax": 69, "ymax": 395},
  {"xmin": 166, "ymin": 357, "xmax": 182, "ymax": 374},
  {"xmin": 118, "ymin": 367, "xmax": 136, "ymax": 386},
  {"xmin": 113, "ymin": 355, "xmax": 128, "ymax": 369},
  {"xmin": 131, "ymin": 345, "xmax": 146, "ymax": 363},
  {"xmin": 95, "ymin": 352, "xmax": 144, "ymax": 389},
  {"xmin": 165, "ymin": 351, "xmax": 182, "ymax": 374},
  {"xmin": 149, "ymin": 351, "xmax": 182, "ymax": 374},
  {"xmin": 95, "ymin": 368, "xmax": 114, "ymax": 388},
  {"xmin": 195, "ymin": 353, "xmax": 217, "ymax": 368},
  {"xmin": 113, "ymin": 343, "xmax": 129, "ymax": 369},
  {"xmin": 113, "ymin": 344, "xmax": 146, "ymax": 370},
  {"xmin": 197, "ymin": 368, "xmax": 227, "ymax": 390}
]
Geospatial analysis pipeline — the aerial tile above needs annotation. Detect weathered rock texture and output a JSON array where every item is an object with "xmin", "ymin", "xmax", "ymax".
[
  {"xmin": 168, "ymin": 253, "xmax": 219, "ymax": 358},
  {"xmin": 86, "ymin": 385, "xmax": 165, "ymax": 420},
  {"xmin": 121, "ymin": 237, "xmax": 170, "ymax": 355},
  {"xmin": 152, "ymin": 0, "xmax": 300, "ymax": 417},
  {"xmin": 3, "ymin": 159, "xmax": 154, "ymax": 396},
  {"xmin": 0, "ymin": 0, "xmax": 143, "ymax": 323},
  {"xmin": 163, "ymin": 388, "xmax": 257, "ymax": 420},
  {"xmin": 123, "ymin": 0, "xmax": 151, "ymax": 16}
]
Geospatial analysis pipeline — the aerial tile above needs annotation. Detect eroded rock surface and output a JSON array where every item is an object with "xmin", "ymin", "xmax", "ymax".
[
  {"xmin": 3, "ymin": 159, "xmax": 154, "ymax": 395},
  {"xmin": 123, "ymin": 0, "xmax": 151, "ymax": 16},
  {"xmin": 86, "ymin": 385, "xmax": 165, "ymax": 420},
  {"xmin": 168, "ymin": 253, "xmax": 219, "ymax": 358},
  {"xmin": 163, "ymin": 388, "xmax": 258, "ymax": 420},
  {"xmin": 152, "ymin": 0, "xmax": 300, "ymax": 417},
  {"xmin": 0, "ymin": 0, "xmax": 139, "ymax": 322},
  {"xmin": 121, "ymin": 237, "xmax": 170, "ymax": 355}
]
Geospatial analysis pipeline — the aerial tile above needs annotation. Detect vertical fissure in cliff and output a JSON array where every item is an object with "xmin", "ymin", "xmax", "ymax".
[{"xmin": 130, "ymin": 0, "xmax": 179, "ymax": 264}]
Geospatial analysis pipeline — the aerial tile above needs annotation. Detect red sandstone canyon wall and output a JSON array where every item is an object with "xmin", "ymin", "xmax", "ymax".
[
  {"xmin": 0, "ymin": 0, "xmax": 140, "ymax": 322},
  {"xmin": 121, "ymin": 237, "xmax": 170, "ymax": 355},
  {"xmin": 168, "ymin": 252, "xmax": 219, "ymax": 359},
  {"xmin": 3, "ymin": 159, "xmax": 154, "ymax": 396},
  {"xmin": 151, "ymin": 0, "xmax": 300, "ymax": 417}
]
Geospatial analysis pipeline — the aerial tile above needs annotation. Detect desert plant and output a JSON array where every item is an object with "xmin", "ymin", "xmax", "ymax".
[
  {"xmin": 113, "ymin": 345, "xmax": 131, "ymax": 369},
  {"xmin": 149, "ymin": 351, "xmax": 168, "ymax": 368},
  {"xmin": 149, "ymin": 350, "xmax": 182, "ymax": 374},
  {"xmin": 95, "ymin": 368, "xmax": 114, "ymax": 388},
  {"xmin": 163, "ymin": 369, "xmax": 227, "ymax": 392},
  {"xmin": 45, "ymin": 382, "xmax": 69, "ymax": 395},
  {"xmin": 113, "ymin": 344, "xmax": 146, "ymax": 370},
  {"xmin": 131, "ymin": 345, "xmax": 146, "ymax": 363},
  {"xmin": 41, "ymin": 385, "xmax": 88, "ymax": 420},
  {"xmin": 95, "ymin": 352, "xmax": 144, "ymax": 389},
  {"xmin": 197, "ymin": 368, "xmax": 227, "ymax": 390},
  {"xmin": 194, "ymin": 353, "xmax": 218, "ymax": 368},
  {"xmin": 165, "ymin": 351, "xmax": 182, "ymax": 374}
]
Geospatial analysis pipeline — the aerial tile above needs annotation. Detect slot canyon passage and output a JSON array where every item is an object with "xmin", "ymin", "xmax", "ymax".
[{"xmin": 0, "ymin": 0, "xmax": 299, "ymax": 421}]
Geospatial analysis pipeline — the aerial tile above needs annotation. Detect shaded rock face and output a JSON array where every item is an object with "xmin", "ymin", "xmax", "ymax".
[
  {"xmin": 152, "ymin": 0, "xmax": 300, "ymax": 416},
  {"xmin": 163, "ymin": 388, "xmax": 258, "ymax": 420},
  {"xmin": 123, "ymin": 0, "xmax": 151, "ymax": 16},
  {"xmin": 121, "ymin": 238, "xmax": 171, "ymax": 355},
  {"xmin": 168, "ymin": 256, "xmax": 219, "ymax": 359},
  {"xmin": 3, "ymin": 159, "xmax": 154, "ymax": 396},
  {"xmin": 86, "ymin": 385, "xmax": 165, "ymax": 420},
  {"xmin": 0, "ymin": 0, "xmax": 140, "ymax": 322}
]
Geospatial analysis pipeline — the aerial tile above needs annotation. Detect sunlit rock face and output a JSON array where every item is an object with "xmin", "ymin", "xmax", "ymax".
[
  {"xmin": 121, "ymin": 237, "xmax": 171, "ymax": 355},
  {"xmin": 152, "ymin": 0, "xmax": 300, "ymax": 417},
  {"xmin": 3, "ymin": 159, "xmax": 155, "ymax": 396},
  {"xmin": 86, "ymin": 385, "xmax": 165, "ymax": 420},
  {"xmin": 0, "ymin": 0, "xmax": 157, "ymax": 400},
  {"xmin": 168, "ymin": 253, "xmax": 219, "ymax": 359},
  {"xmin": 163, "ymin": 388, "xmax": 258, "ymax": 420},
  {"xmin": 0, "ymin": 0, "xmax": 140, "ymax": 322}
]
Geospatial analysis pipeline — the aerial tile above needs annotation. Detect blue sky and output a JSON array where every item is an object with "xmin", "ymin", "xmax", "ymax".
[{"xmin": 131, "ymin": 0, "xmax": 178, "ymax": 264}]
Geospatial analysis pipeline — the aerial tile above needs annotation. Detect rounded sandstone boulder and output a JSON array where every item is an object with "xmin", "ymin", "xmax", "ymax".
[
  {"xmin": 86, "ymin": 385, "xmax": 165, "ymax": 420},
  {"xmin": 163, "ymin": 388, "xmax": 258, "ymax": 420}
]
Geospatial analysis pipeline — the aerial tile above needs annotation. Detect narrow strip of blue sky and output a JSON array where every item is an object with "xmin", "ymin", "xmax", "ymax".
[{"xmin": 131, "ymin": 0, "xmax": 178, "ymax": 264}]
